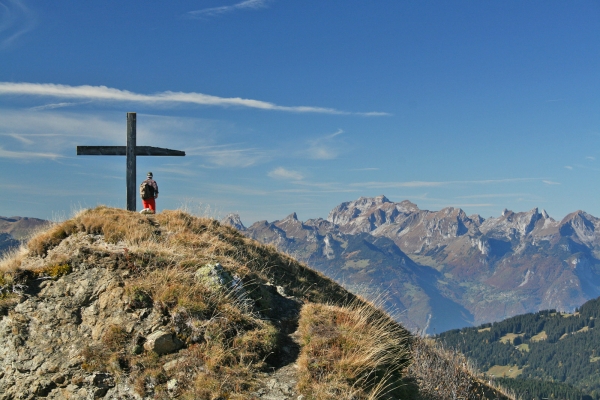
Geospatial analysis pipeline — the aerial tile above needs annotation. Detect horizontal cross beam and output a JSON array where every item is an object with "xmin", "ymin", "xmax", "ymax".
[{"xmin": 77, "ymin": 146, "xmax": 185, "ymax": 156}]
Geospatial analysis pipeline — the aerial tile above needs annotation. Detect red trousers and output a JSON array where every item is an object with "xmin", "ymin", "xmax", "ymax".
[{"xmin": 142, "ymin": 197, "xmax": 156, "ymax": 212}]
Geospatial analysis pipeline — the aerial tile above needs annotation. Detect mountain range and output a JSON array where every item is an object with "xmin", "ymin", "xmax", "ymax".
[{"xmin": 223, "ymin": 195, "xmax": 600, "ymax": 334}]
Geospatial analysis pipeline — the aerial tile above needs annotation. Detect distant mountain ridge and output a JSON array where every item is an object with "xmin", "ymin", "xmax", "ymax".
[
  {"xmin": 0, "ymin": 216, "xmax": 47, "ymax": 254},
  {"xmin": 224, "ymin": 195, "xmax": 600, "ymax": 333}
]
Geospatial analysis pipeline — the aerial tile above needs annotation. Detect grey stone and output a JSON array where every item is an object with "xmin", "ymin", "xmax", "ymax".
[
  {"xmin": 194, "ymin": 263, "xmax": 232, "ymax": 289},
  {"xmin": 143, "ymin": 330, "xmax": 183, "ymax": 355},
  {"xmin": 167, "ymin": 378, "xmax": 179, "ymax": 391}
]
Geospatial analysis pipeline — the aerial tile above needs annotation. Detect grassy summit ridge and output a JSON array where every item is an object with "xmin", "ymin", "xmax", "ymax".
[{"xmin": 0, "ymin": 207, "xmax": 511, "ymax": 399}]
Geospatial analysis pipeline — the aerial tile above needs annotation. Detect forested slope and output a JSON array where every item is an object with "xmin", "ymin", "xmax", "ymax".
[{"xmin": 437, "ymin": 297, "xmax": 600, "ymax": 399}]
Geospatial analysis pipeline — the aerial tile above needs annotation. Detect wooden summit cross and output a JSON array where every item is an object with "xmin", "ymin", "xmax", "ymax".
[{"xmin": 77, "ymin": 112, "xmax": 185, "ymax": 211}]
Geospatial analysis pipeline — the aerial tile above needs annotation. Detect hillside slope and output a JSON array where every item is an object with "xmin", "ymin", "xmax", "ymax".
[{"xmin": 0, "ymin": 207, "xmax": 510, "ymax": 399}]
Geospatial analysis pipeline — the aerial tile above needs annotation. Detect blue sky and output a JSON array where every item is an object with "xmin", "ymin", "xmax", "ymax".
[{"xmin": 1, "ymin": 1, "xmax": 599, "ymax": 224}]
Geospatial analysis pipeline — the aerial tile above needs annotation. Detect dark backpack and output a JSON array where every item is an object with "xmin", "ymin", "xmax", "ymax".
[{"xmin": 140, "ymin": 181, "xmax": 153, "ymax": 200}]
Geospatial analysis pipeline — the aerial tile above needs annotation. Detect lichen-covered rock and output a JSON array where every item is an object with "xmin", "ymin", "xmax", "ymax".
[
  {"xmin": 195, "ymin": 262, "xmax": 251, "ymax": 308},
  {"xmin": 194, "ymin": 262, "xmax": 233, "ymax": 289},
  {"xmin": 143, "ymin": 330, "xmax": 182, "ymax": 355}
]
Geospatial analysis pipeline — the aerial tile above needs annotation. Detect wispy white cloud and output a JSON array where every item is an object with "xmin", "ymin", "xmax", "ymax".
[
  {"xmin": 209, "ymin": 183, "xmax": 269, "ymax": 196},
  {"xmin": 351, "ymin": 178, "xmax": 540, "ymax": 189},
  {"xmin": 30, "ymin": 101, "xmax": 90, "ymax": 111},
  {"xmin": 188, "ymin": 0, "xmax": 270, "ymax": 18},
  {"xmin": 268, "ymin": 167, "xmax": 303, "ymax": 181},
  {"xmin": 306, "ymin": 129, "xmax": 345, "ymax": 160},
  {"xmin": 0, "ymin": 146, "xmax": 63, "ymax": 159},
  {"xmin": 187, "ymin": 144, "xmax": 270, "ymax": 168},
  {"xmin": 0, "ymin": 0, "xmax": 36, "ymax": 50},
  {"xmin": 2, "ymin": 133, "xmax": 34, "ymax": 144},
  {"xmin": 542, "ymin": 180, "xmax": 560, "ymax": 185},
  {"xmin": 433, "ymin": 203, "xmax": 496, "ymax": 208},
  {"xmin": 0, "ymin": 110, "xmax": 266, "ymax": 166},
  {"xmin": 0, "ymin": 82, "xmax": 388, "ymax": 116},
  {"xmin": 0, "ymin": 110, "xmax": 125, "ymax": 154},
  {"xmin": 288, "ymin": 180, "xmax": 358, "ymax": 193},
  {"xmin": 570, "ymin": 164, "xmax": 600, "ymax": 172},
  {"xmin": 586, "ymin": 156, "xmax": 595, "ymax": 161},
  {"xmin": 153, "ymin": 165, "xmax": 197, "ymax": 177},
  {"xmin": 457, "ymin": 193, "xmax": 530, "ymax": 199},
  {"xmin": 565, "ymin": 166, "xmax": 573, "ymax": 170}
]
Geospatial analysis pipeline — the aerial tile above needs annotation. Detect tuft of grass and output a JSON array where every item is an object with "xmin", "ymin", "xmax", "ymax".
[
  {"xmin": 0, "ymin": 252, "xmax": 29, "ymax": 314},
  {"xmin": 0, "ymin": 269, "xmax": 21, "ymax": 314},
  {"xmin": 297, "ymin": 300, "xmax": 413, "ymax": 399},
  {"xmin": 27, "ymin": 220, "xmax": 76, "ymax": 256},
  {"xmin": 27, "ymin": 206, "xmax": 160, "ymax": 257},
  {"xmin": 406, "ymin": 337, "xmax": 514, "ymax": 400}
]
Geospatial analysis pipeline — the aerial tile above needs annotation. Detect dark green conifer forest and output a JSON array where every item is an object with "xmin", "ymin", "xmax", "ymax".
[{"xmin": 437, "ymin": 297, "xmax": 600, "ymax": 400}]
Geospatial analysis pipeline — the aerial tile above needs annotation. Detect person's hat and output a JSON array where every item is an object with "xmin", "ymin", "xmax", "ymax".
[{"xmin": 147, "ymin": 172, "xmax": 153, "ymax": 177}]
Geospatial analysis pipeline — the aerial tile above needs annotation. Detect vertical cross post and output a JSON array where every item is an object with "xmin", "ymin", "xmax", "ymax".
[{"xmin": 126, "ymin": 112, "xmax": 136, "ymax": 211}]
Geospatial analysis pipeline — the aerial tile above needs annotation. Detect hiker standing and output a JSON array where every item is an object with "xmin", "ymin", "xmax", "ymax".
[{"xmin": 140, "ymin": 172, "xmax": 159, "ymax": 214}]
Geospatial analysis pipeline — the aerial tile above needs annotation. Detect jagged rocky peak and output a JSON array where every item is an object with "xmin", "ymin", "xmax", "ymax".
[
  {"xmin": 276, "ymin": 212, "xmax": 303, "ymax": 230},
  {"xmin": 360, "ymin": 194, "xmax": 391, "ymax": 205},
  {"xmin": 396, "ymin": 200, "xmax": 420, "ymax": 213},
  {"xmin": 469, "ymin": 214, "xmax": 485, "ymax": 225},
  {"xmin": 220, "ymin": 213, "xmax": 246, "ymax": 231},
  {"xmin": 541, "ymin": 209, "xmax": 550, "ymax": 219},
  {"xmin": 283, "ymin": 212, "xmax": 299, "ymax": 221},
  {"xmin": 481, "ymin": 207, "xmax": 545, "ymax": 237},
  {"xmin": 438, "ymin": 206, "xmax": 466, "ymax": 217},
  {"xmin": 327, "ymin": 195, "xmax": 392, "ymax": 224},
  {"xmin": 420, "ymin": 207, "xmax": 471, "ymax": 238},
  {"xmin": 559, "ymin": 210, "xmax": 597, "ymax": 244}
]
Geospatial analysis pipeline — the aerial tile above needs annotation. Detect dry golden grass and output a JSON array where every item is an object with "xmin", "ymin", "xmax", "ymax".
[
  {"xmin": 297, "ymin": 300, "xmax": 413, "ymax": 399},
  {"xmin": 26, "ymin": 206, "xmax": 160, "ymax": 257},
  {"xmin": 406, "ymin": 337, "xmax": 515, "ymax": 400}
]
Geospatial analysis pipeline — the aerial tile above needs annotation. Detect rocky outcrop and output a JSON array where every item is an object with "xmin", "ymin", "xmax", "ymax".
[
  {"xmin": 0, "ymin": 211, "xmax": 314, "ymax": 399},
  {"xmin": 0, "ymin": 234, "xmax": 142, "ymax": 399}
]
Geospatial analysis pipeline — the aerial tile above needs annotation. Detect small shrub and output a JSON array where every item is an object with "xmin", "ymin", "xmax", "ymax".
[
  {"xmin": 34, "ymin": 263, "xmax": 72, "ymax": 279},
  {"xmin": 0, "ymin": 294, "xmax": 20, "ymax": 316},
  {"xmin": 102, "ymin": 325, "xmax": 130, "ymax": 352},
  {"xmin": 81, "ymin": 344, "xmax": 110, "ymax": 372},
  {"xmin": 126, "ymin": 287, "xmax": 153, "ymax": 309}
]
